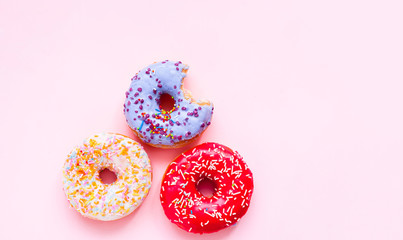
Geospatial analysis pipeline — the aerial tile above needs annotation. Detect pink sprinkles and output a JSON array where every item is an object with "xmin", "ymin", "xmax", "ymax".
[{"xmin": 63, "ymin": 133, "xmax": 152, "ymax": 221}]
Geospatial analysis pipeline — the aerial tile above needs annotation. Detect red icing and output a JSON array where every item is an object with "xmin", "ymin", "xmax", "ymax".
[{"xmin": 160, "ymin": 142, "xmax": 254, "ymax": 234}]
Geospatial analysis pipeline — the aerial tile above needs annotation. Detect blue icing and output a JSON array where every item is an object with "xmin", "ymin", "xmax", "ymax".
[{"xmin": 124, "ymin": 60, "xmax": 214, "ymax": 147}]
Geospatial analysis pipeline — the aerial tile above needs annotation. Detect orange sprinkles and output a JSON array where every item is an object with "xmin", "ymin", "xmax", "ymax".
[{"xmin": 63, "ymin": 133, "xmax": 152, "ymax": 221}]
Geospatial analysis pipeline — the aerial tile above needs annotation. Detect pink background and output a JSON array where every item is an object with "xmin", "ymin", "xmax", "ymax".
[{"xmin": 1, "ymin": 0, "xmax": 403, "ymax": 239}]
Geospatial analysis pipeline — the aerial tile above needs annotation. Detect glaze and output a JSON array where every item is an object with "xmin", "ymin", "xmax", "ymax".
[
  {"xmin": 160, "ymin": 142, "xmax": 254, "ymax": 233},
  {"xmin": 63, "ymin": 133, "xmax": 152, "ymax": 221},
  {"xmin": 124, "ymin": 60, "xmax": 214, "ymax": 148}
]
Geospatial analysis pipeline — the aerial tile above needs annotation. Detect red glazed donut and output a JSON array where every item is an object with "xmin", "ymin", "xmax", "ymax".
[{"xmin": 160, "ymin": 142, "xmax": 254, "ymax": 234}]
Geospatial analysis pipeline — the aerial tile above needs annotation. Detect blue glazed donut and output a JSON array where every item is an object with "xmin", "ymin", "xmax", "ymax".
[{"xmin": 124, "ymin": 60, "xmax": 214, "ymax": 148}]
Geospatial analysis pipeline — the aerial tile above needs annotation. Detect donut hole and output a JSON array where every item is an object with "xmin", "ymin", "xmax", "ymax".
[
  {"xmin": 196, "ymin": 177, "xmax": 217, "ymax": 198},
  {"xmin": 99, "ymin": 168, "xmax": 117, "ymax": 184},
  {"xmin": 158, "ymin": 93, "xmax": 175, "ymax": 112}
]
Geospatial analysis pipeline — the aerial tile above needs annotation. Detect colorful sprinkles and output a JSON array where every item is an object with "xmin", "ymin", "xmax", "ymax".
[
  {"xmin": 124, "ymin": 60, "xmax": 214, "ymax": 148},
  {"xmin": 160, "ymin": 142, "xmax": 254, "ymax": 234},
  {"xmin": 63, "ymin": 133, "xmax": 152, "ymax": 221}
]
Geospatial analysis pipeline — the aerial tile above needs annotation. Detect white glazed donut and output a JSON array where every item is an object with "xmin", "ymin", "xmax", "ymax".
[{"xmin": 63, "ymin": 133, "xmax": 152, "ymax": 221}]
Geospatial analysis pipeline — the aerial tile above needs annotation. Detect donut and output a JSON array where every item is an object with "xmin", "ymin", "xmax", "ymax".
[
  {"xmin": 123, "ymin": 60, "xmax": 214, "ymax": 148},
  {"xmin": 63, "ymin": 133, "xmax": 152, "ymax": 221},
  {"xmin": 160, "ymin": 142, "xmax": 254, "ymax": 233}
]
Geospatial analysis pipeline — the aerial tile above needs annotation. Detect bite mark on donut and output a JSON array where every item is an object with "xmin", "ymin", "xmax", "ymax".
[{"xmin": 124, "ymin": 61, "xmax": 214, "ymax": 148}]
